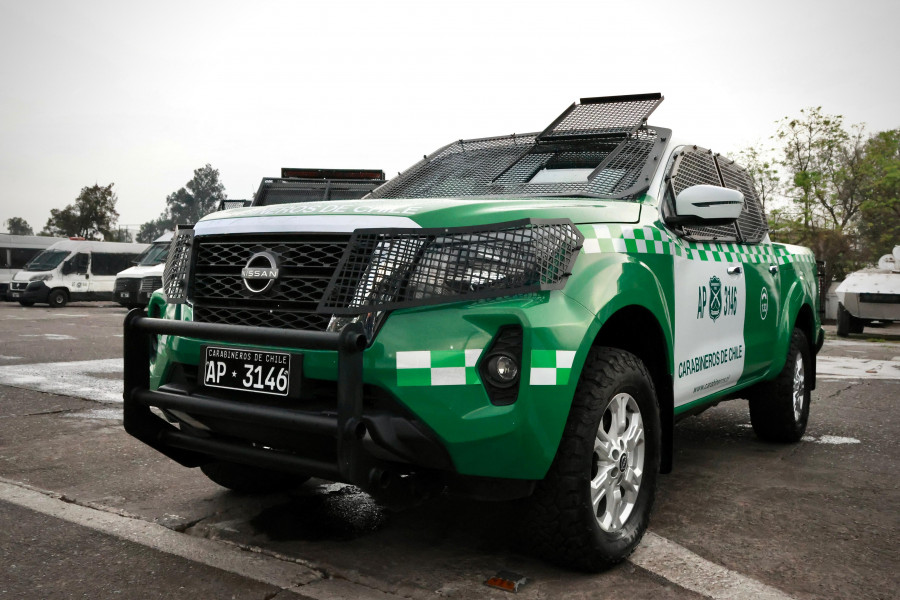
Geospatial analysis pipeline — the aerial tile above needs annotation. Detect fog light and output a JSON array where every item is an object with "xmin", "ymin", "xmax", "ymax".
[{"xmin": 486, "ymin": 353, "xmax": 519, "ymax": 387}]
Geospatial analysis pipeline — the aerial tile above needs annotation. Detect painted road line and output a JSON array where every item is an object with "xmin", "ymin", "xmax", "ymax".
[
  {"xmin": 0, "ymin": 478, "xmax": 321, "ymax": 590},
  {"xmin": 630, "ymin": 532, "xmax": 795, "ymax": 600},
  {"xmin": 817, "ymin": 356, "xmax": 900, "ymax": 380},
  {"xmin": 0, "ymin": 358, "xmax": 122, "ymax": 403}
]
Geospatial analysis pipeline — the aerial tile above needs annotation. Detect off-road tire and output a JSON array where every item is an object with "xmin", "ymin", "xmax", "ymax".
[
  {"xmin": 837, "ymin": 303, "xmax": 864, "ymax": 337},
  {"xmin": 48, "ymin": 289, "xmax": 68, "ymax": 308},
  {"xmin": 17, "ymin": 300, "xmax": 34, "ymax": 307},
  {"xmin": 200, "ymin": 461, "xmax": 309, "ymax": 494},
  {"xmin": 528, "ymin": 347, "xmax": 661, "ymax": 572},
  {"xmin": 749, "ymin": 328, "xmax": 811, "ymax": 443}
]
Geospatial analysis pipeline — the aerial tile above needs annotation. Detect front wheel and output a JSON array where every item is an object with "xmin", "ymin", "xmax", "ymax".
[
  {"xmin": 48, "ymin": 289, "xmax": 68, "ymax": 308},
  {"xmin": 529, "ymin": 347, "xmax": 661, "ymax": 571},
  {"xmin": 749, "ymin": 328, "xmax": 811, "ymax": 442}
]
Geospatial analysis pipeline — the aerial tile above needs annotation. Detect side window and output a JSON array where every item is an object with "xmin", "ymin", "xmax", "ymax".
[
  {"xmin": 10, "ymin": 248, "xmax": 39, "ymax": 268},
  {"xmin": 91, "ymin": 253, "xmax": 123, "ymax": 276},
  {"xmin": 69, "ymin": 253, "xmax": 89, "ymax": 273},
  {"xmin": 665, "ymin": 146, "xmax": 768, "ymax": 244}
]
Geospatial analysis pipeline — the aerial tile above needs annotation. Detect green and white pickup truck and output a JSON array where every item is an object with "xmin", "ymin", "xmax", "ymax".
[{"xmin": 124, "ymin": 93, "xmax": 823, "ymax": 570}]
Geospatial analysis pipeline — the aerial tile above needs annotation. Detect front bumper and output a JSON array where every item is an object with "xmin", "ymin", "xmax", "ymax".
[
  {"xmin": 114, "ymin": 278, "xmax": 140, "ymax": 306},
  {"xmin": 6, "ymin": 280, "xmax": 49, "ymax": 302},
  {"xmin": 123, "ymin": 312, "xmax": 453, "ymax": 488}
]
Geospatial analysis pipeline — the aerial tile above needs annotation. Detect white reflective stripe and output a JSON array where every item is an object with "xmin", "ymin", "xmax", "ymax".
[
  {"xmin": 464, "ymin": 349, "xmax": 481, "ymax": 367},
  {"xmin": 396, "ymin": 351, "xmax": 431, "ymax": 369},
  {"xmin": 195, "ymin": 215, "xmax": 421, "ymax": 236},
  {"xmin": 583, "ymin": 238, "xmax": 601, "ymax": 253},
  {"xmin": 530, "ymin": 368, "xmax": 557, "ymax": 385},
  {"xmin": 557, "ymin": 351, "xmax": 576, "ymax": 369},
  {"xmin": 431, "ymin": 367, "xmax": 466, "ymax": 386}
]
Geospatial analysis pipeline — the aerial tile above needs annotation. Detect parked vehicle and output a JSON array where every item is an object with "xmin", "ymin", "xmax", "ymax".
[
  {"xmin": 9, "ymin": 239, "xmax": 148, "ymax": 307},
  {"xmin": 0, "ymin": 234, "xmax": 66, "ymax": 298},
  {"xmin": 123, "ymin": 94, "xmax": 822, "ymax": 570},
  {"xmin": 113, "ymin": 233, "xmax": 173, "ymax": 309},
  {"xmin": 835, "ymin": 245, "xmax": 900, "ymax": 336}
]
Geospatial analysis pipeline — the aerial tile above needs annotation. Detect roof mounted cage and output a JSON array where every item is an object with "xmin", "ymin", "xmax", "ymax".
[
  {"xmin": 370, "ymin": 93, "xmax": 668, "ymax": 201},
  {"xmin": 253, "ymin": 169, "xmax": 386, "ymax": 206}
]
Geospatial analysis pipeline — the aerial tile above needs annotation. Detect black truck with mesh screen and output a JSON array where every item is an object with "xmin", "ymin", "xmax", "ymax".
[{"xmin": 369, "ymin": 93, "xmax": 669, "ymax": 201}]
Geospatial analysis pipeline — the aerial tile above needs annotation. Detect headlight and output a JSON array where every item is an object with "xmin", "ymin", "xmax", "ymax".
[
  {"xmin": 407, "ymin": 238, "xmax": 537, "ymax": 299},
  {"xmin": 30, "ymin": 274, "xmax": 53, "ymax": 282},
  {"xmin": 318, "ymin": 219, "xmax": 583, "ymax": 315},
  {"xmin": 161, "ymin": 225, "xmax": 194, "ymax": 304}
]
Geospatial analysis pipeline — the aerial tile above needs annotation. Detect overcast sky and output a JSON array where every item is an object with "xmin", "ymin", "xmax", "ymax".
[{"xmin": 1, "ymin": 0, "xmax": 897, "ymax": 235}]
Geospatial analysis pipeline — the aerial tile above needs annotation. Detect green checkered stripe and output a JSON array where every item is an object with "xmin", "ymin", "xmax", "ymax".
[
  {"xmin": 581, "ymin": 224, "xmax": 684, "ymax": 257},
  {"xmin": 529, "ymin": 350, "xmax": 576, "ymax": 386},
  {"xmin": 396, "ymin": 349, "xmax": 483, "ymax": 386},
  {"xmin": 579, "ymin": 224, "xmax": 813, "ymax": 265}
]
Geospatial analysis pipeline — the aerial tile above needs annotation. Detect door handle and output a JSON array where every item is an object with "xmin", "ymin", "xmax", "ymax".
[
  {"xmin": 727, "ymin": 265, "xmax": 742, "ymax": 275},
  {"xmin": 769, "ymin": 265, "xmax": 778, "ymax": 275}
]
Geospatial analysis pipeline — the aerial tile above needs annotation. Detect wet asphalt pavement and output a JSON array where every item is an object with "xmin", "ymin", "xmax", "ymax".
[{"xmin": 0, "ymin": 301, "xmax": 897, "ymax": 599}]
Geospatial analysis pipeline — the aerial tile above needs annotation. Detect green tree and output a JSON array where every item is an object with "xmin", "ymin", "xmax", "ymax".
[
  {"xmin": 5, "ymin": 217, "xmax": 34, "ymax": 236},
  {"xmin": 856, "ymin": 129, "xmax": 900, "ymax": 263},
  {"xmin": 42, "ymin": 183, "xmax": 120, "ymax": 240},
  {"xmin": 138, "ymin": 164, "xmax": 226, "ymax": 242},
  {"xmin": 771, "ymin": 108, "xmax": 869, "ymax": 288}
]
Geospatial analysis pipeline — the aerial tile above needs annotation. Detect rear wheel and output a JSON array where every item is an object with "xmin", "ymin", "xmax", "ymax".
[
  {"xmin": 529, "ymin": 347, "xmax": 660, "ymax": 571},
  {"xmin": 48, "ymin": 289, "xmax": 68, "ymax": 308},
  {"xmin": 749, "ymin": 328, "xmax": 811, "ymax": 442},
  {"xmin": 200, "ymin": 461, "xmax": 309, "ymax": 494}
]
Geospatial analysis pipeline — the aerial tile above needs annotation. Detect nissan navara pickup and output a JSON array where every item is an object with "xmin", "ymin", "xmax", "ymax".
[{"xmin": 124, "ymin": 94, "xmax": 823, "ymax": 570}]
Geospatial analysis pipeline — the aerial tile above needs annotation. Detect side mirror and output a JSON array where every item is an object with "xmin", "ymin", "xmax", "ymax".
[{"xmin": 666, "ymin": 184, "xmax": 743, "ymax": 226}]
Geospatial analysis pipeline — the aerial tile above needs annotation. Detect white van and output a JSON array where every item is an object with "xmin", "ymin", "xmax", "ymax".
[
  {"xmin": 113, "ymin": 232, "xmax": 173, "ymax": 308},
  {"xmin": 1, "ymin": 234, "xmax": 66, "ymax": 298},
  {"xmin": 8, "ymin": 239, "xmax": 148, "ymax": 307}
]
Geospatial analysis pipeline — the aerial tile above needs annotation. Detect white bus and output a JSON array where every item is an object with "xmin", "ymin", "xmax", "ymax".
[
  {"xmin": 1, "ymin": 234, "xmax": 66, "ymax": 298},
  {"xmin": 8, "ymin": 239, "xmax": 148, "ymax": 307}
]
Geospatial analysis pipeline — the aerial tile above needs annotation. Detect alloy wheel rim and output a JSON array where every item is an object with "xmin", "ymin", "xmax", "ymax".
[
  {"xmin": 591, "ymin": 393, "xmax": 645, "ymax": 532},
  {"xmin": 792, "ymin": 351, "xmax": 805, "ymax": 421}
]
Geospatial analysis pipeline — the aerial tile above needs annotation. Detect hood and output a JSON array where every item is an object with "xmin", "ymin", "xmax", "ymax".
[
  {"xmin": 196, "ymin": 197, "xmax": 643, "ymax": 235},
  {"xmin": 116, "ymin": 264, "xmax": 164, "ymax": 278}
]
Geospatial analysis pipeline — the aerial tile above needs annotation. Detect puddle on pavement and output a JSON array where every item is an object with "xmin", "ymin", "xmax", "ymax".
[{"xmin": 250, "ymin": 484, "xmax": 389, "ymax": 541}]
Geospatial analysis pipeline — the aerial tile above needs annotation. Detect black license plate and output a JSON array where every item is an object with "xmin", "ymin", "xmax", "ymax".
[{"xmin": 201, "ymin": 346, "xmax": 297, "ymax": 397}]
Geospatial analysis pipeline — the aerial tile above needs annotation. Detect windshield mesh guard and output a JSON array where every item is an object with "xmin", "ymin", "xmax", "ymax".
[
  {"xmin": 370, "ymin": 95, "xmax": 668, "ymax": 202},
  {"xmin": 318, "ymin": 219, "xmax": 584, "ymax": 315}
]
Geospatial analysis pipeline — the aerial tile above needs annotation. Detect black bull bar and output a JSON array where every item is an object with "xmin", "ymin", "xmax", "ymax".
[{"xmin": 123, "ymin": 310, "xmax": 378, "ymax": 485}]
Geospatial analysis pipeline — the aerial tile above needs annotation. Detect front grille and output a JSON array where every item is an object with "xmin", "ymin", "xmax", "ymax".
[
  {"xmin": 115, "ymin": 278, "xmax": 140, "ymax": 294},
  {"xmin": 10, "ymin": 282, "xmax": 27, "ymax": 291},
  {"xmin": 140, "ymin": 276, "xmax": 163, "ymax": 293},
  {"xmin": 190, "ymin": 234, "xmax": 350, "ymax": 331}
]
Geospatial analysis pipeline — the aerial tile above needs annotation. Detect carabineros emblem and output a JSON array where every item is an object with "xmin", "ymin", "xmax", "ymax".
[{"xmin": 708, "ymin": 276, "xmax": 722, "ymax": 322}]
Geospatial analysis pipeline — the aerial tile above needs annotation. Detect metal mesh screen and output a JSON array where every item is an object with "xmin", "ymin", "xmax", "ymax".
[
  {"xmin": 538, "ymin": 94, "xmax": 663, "ymax": 142},
  {"xmin": 370, "ymin": 130, "xmax": 666, "ymax": 201},
  {"xmin": 671, "ymin": 148, "xmax": 738, "ymax": 241},
  {"xmin": 162, "ymin": 227, "xmax": 194, "ymax": 304},
  {"xmin": 319, "ymin": 220, "xmax": 583, "ymax": 315},
  {"xmin": 716, "ymin": 157, "xmax": 768, "ymax": 243}
]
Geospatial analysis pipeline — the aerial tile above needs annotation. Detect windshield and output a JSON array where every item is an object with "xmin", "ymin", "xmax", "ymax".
[
  {"xmin": 23, "ymin": 249, "xmax": 70, "ymax": 272},
  {"xmin": 136, "ymin": 242, "xmax": 169, "ymax": 266}
]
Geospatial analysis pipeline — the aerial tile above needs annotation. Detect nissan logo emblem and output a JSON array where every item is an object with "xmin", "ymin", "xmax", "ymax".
[{"xmin": 241, "ymin": 251, "xmax": 280, "ymax": 294}]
